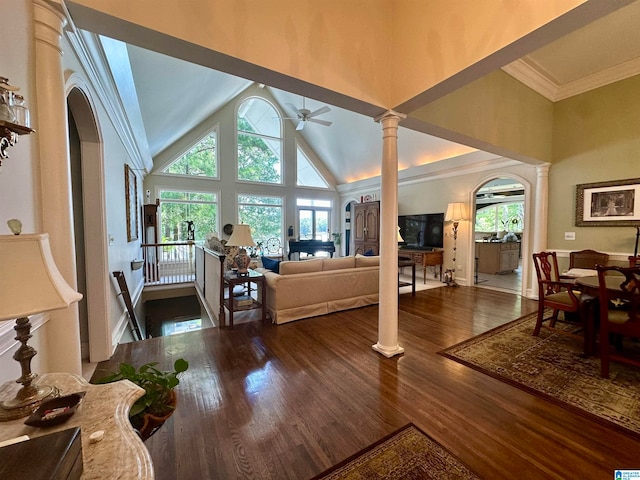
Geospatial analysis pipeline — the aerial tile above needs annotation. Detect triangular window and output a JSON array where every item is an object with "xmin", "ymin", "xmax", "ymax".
[
  {"xmin": 296, "ymin": 145, "xmax": 328, "ymax": 188},
  {"xmin": 162, "ymin": 131, "xmax": 218, "ymax": 178}
]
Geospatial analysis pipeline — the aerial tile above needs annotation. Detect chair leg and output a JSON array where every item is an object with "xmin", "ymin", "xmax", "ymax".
[
  {"xmin": 548, "ymin": 309, "xmax": 559, "ymax": 328},
  {"xmin": 533, "ymin": 302, "xmax": 544, "ymax": 336}
]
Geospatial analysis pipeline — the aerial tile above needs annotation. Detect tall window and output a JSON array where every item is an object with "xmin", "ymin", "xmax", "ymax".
[
  {"xmin": 162, "ymin": 131, "xmax": 218, "ymax": 178},
  {"xmin": 237, "ymin": 194, "xmax": 283, "ymax": 246},
  {"xmin": 475, "ymin": 202, "xmax": 524, "ymax": 233},
  {"xmin": 296, "ymin": 145, "xmax": 328, "ymax": 188},
  {"xmin": 159, "ymin": 190, "xmax": 218, "ymax": 244},
  {"xmin": 237, "ymin": 97, "xmax": 282, "ymax": 184},
  {"xmin": 297, "ymin": 198, "xmax": 331, "ymax": 241}
]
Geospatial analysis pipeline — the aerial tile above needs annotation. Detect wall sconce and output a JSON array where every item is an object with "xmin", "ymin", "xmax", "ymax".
[{"xmin": 0, "ymin": 77, "xmax": 34, "ymax": 166}]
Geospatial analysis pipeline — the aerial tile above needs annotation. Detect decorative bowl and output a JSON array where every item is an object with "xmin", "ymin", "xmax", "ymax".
[{"xmin": 24, "ymin": 392, "xmax": 86, "ymax": 427}]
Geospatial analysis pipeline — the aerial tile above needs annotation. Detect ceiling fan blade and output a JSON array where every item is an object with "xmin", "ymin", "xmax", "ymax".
[
  {"xmin": 285, "ymin": 103, "xmax": 301, "ymax": 115},
  {"xmin": 308, "ymin": 118, "xmax": 332, "ymax": 127},
  {"xmin": 309, "ymin": 105, "xmax": 330, "ymax": 117},
  {"xmin": 296, "ymin": 120, "xmax": 305, "ymax": 131}
]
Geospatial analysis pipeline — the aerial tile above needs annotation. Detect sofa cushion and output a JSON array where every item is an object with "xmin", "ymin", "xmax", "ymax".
[
  {"xmin": 279, "ymin": 259, "xmax": 323, "ymax": 275},
  {"xmin": 322, "ymin": 256, "xmax": 356, "ymax": 271},
  {"xmin": 355, "ymin": 255, "xmax": 380, "ymax": 267},
  {"xmin": 261, "ymin": 256, "xmax": 281, "ymax": 273}
]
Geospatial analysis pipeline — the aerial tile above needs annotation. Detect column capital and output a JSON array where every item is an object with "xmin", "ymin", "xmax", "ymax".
[
  {"xmin": 374, "ymin": 109, "xmax": 407, "ymax": 124},
  {"xmin": 536, "ymin": 162, "xmax": 551, "ymax": 177}
]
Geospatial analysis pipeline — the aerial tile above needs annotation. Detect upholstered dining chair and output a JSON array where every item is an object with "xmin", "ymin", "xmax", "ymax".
[
  {"xmin": 596, "ymin": 264, "xmax": 640, "ymax": 378},
  {"xmin": 532, "ymin": 251, "xmax": 582, "ymax": 338}
]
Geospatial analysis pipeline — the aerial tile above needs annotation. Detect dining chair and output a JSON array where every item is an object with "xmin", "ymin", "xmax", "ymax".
[
  {"xmin": 532, "ymin": 251, "xmax": 582, "ymax": 338},
  {"xmin": 596, "ymin": 264, "xmax": 640, "ymax": 378},
  {"xmin": 629, "ymin": 256, "xmax": 639, "ymax": 267},
  {"xmin": 569, "ymin": 249, "xmax": 609, "ymax": 270}
]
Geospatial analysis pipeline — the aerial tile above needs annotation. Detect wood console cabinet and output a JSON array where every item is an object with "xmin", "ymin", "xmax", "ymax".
[
  {"xmin": 476, "ymin": 242, "xmax": 520, "ymax": 274},
  {"xmin": 398, "ymin": 248, "xmax": 443, "ymax": 283},
  {"xmin": 353, "ymin": 201, "xmax": 380, "ymax": 255}
]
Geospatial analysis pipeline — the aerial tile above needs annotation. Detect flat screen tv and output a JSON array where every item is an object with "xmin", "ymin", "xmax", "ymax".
[{"xmin": 398, "ymin": 213, "xmax": 444, "ymax": 250}]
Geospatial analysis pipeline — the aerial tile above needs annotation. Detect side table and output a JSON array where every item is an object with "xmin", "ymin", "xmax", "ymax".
[
  {"xmin": 223, "ymin": 269, "xmax": 267, "ymax": 328},
  {"xmin": 0, "ymin": 373, "xmax": 153, "ymax": 479},
  {"xmin": 398, "ymin": 260, "xmax": 416, "ymax": 296}
]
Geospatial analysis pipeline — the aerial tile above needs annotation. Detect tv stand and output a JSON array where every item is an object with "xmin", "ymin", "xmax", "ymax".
[{"xmin": 398, "ymin": 248, "xmax": 443, "ymax": 283}]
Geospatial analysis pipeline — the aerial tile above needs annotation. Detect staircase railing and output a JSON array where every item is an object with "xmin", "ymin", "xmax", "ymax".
[{"xmin": 142, "ymin": 241, "xmax": 196, "ymax": 285}]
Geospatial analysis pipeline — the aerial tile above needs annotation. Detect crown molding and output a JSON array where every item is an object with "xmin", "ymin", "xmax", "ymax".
[
  {"xmin": 62, "ymin": 23, "xmax": 152, "ymax": 172},
  {"xmin": 503, "ymin": 56, "xmax": 640, "ymax": 102}
]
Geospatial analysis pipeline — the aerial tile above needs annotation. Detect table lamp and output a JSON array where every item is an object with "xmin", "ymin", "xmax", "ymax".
[
  {"xmin": 445, "ymin": 202, "xmax": 468, "ymax": 287},
  {"xmin": 226, "ymin": 224, "xmax": 256, "ymax": 275},
  {"xmin": 0, "ymin": 229, "xmax": 82, "ymax": 421}
]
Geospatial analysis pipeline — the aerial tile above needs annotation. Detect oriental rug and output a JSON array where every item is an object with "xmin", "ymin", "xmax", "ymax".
[
  {"xmin": 439, "ymin": 312, "xmax": 640, "ymax": 439},
  {"xmin": 310, "ymin": 423, "xmax": 479, "ymax": 480}
]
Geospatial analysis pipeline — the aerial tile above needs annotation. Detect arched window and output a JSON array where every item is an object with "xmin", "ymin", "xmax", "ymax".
[{"xmin": 236, "ymin": 97, "xmax": 282, "ymax": 184}]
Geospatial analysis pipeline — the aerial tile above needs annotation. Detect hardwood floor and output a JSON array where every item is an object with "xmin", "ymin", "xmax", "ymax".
[{"xmin": 92, "ymin": 287, "xmax": 640, "ymax": 479}]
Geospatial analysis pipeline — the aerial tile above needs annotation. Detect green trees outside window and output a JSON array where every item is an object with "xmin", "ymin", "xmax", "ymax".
[
  {"xmin": 238, "ymin": 195, "xmax": 283, "ymax": 248},
  {"xmin": 162, "ymin": 132, "xmax": 217, "ymax": 178},
  {"xmin": 159, "ymin": 190, "xmax": 218, "ymax": 243},
  {"xmin": 475, "ymin": 202, "xmax": 524, "ymax": 233},
  {"xmin": 237, "ymin": 97, "xmax": 282, "ymax": 184}
]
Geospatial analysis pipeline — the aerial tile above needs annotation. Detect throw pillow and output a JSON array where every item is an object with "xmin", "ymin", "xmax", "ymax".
[{"xmin": 261, "ymin": 256, "xmax": 281, "ymax": 273}]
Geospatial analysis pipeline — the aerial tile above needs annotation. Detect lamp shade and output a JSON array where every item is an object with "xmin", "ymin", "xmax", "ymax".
[
  {"xmin": 225, "ymin": 224, "xmax": 255, "ymax": 247},
  {"xmin": 397, "ymin": 226, "xmax": 404, "ymax": 243},
  {"xmin": 0, "ymin": 234, "xmax": 82, "ymax": 321},
  {"xmin": 445, "ymin": 202, "xmax": 468, "ymax": 222}
]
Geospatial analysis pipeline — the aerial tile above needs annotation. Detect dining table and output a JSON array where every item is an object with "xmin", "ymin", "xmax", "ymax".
[{"xmin": 575, "ymin": 274, "xmax": 628, "ymax": 356}]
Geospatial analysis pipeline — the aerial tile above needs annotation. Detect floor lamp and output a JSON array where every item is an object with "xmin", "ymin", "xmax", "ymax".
[
  {"xmin": 0, "ymin": 230, "xmax": 82, "ymax": 420},
  {"xmin": 445, "ymin": 202, "xmax": 468, "ymax": 287}
]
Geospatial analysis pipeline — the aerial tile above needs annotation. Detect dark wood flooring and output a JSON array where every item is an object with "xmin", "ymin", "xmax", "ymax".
[{"xmin": 92, "ymin": 286, "xmax": 640, "ymax": 479}]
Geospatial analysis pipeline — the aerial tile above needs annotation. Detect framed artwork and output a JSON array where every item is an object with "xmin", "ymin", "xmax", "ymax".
[
  {"xmin": 125, "ymin": 164, "xmax": 139, "ymax": 241},
  {"xmin": 575, "ymin": 178, "xmax": 640, "ymax": 227}
]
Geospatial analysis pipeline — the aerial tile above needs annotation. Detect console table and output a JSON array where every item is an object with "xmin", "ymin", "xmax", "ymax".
[
  {"xmin": 0, "ymin": 373, "xmax": 153, "ymax": 479},
  {"xmin": 398, "ymin": 248, "xmax": 443, "ymax": 283},
  {"xmin": 288, "ymin": 240, "xmax": 335, "ymax": 260}
]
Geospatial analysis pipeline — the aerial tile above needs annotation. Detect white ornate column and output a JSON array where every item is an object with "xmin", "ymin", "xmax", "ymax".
[
  {"xmin": 532, "ymin": 163, "xmax": 550, "ymax": 296},
  {"xmin": 372, "ymin": 111, "xmax": 405, "ymax": 358},
  {"xmin": 33, "ymin": 0, "xmax": 82, "ymax": 374}
]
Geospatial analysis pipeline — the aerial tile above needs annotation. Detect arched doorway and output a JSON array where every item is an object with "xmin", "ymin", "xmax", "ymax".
[
  {"xmin": 472, "ymin": 177, "xmax": 528, "ymax": 294},
  {"xmin": 67, "ymin": 85, "xmax": 112, "ymax": 363}
]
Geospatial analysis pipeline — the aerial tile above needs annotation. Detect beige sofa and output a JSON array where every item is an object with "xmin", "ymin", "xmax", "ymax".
[{"xmin": 261, "ymin": 255, "xmax": 379, "ymax": 324}]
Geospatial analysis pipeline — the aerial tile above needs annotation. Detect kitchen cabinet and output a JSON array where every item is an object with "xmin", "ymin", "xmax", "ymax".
[{"xmin": 476, "ymin": 242, "xmax": 520, "ymax": 274}]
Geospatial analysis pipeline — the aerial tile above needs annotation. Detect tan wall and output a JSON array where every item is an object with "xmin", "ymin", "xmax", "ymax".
[
  {"xmin": 390, "ymin": 0, "xmax": 587, "ymax": 106},
  {"xmin": 68, "ymin": 0, "xmax": 590, "ymax": 110},
  {"xmin": 407, "ymin": 70, "xmax": 554, "ymax": 163},
  {"xmin": 549, "ymin": 74, "xmax": 640, "ymax": 255}
]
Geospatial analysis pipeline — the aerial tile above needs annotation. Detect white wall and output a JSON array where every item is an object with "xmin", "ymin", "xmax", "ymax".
[{"xmin": 144, "ymin": 84, "xmax": 341, "ymax": 243}]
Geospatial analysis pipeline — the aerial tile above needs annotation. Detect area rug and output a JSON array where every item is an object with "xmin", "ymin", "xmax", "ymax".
[
  {"xmin": 310, "ymin": 423, "xmax": 479, "ymax": 480},
  {"xmin": 439, "ymin": 312, "xmax": 640, "ymax": 439}
]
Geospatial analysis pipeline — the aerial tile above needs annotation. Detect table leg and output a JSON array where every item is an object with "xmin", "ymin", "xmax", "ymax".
[
  {"xmin": 579, "ymin": 295, "xmax": 598, "ymax": 356},
  {"xmin": 411, "ymin": 263, "xmax": 416, "ymax": 296}
]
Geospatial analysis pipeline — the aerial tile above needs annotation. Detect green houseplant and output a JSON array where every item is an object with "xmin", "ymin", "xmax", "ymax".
[{"xmin": 97, "ymin": 358, "xmax": 189, "ymax": 440}]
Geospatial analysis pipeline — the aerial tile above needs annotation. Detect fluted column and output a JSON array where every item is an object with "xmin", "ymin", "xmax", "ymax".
[
  {"xmin": 33, "ymin": 0, "xmax": 82, "ymax": 374},
  {"xmin": 372, "ymin": 111, "xmax": 405, "ymax": 358}
]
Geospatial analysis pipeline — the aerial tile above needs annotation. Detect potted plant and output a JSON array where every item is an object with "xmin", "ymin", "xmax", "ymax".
[{"xmin": 97, "ymin": 358, "xmax": 189, "ymax": 440}]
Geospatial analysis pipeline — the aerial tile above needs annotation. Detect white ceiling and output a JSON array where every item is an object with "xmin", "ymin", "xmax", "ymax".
[{"xmin": 121, "ymin": 1, "xmax": 640, "ymax": 186}]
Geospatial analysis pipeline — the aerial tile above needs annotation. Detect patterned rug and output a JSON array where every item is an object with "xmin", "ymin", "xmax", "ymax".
[
  {"xmin": 310, "ymin": 424, "xmax": 479, "ymax": 480},
  {"xmin": 439, "ymin": 312, "xmax": 640, "ymax": 439}
]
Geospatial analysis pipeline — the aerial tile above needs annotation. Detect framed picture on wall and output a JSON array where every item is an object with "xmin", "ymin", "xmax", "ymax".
[
  {"xmin": 125, "ymin": 164, "xmax": 139, "ymax": 241},
  {"xmin": 575, "ymin": 178, "xmax": 640, "ymax": 226}
]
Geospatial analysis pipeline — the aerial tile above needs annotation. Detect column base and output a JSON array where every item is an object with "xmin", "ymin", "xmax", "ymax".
[{"xmin": 372, "ymin": 343, "xmax": 405, "ymax": 358}]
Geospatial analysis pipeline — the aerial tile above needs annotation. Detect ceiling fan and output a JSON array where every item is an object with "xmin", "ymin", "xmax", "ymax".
[{"xmin": 283, "ymin": 98, "xmax": 332, "ymax": 130}]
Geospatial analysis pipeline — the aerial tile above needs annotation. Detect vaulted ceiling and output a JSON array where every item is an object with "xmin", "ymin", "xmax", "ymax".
[{"xmin": 75, "ymin": 1, "xmax": 640, "ymax": 186}]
